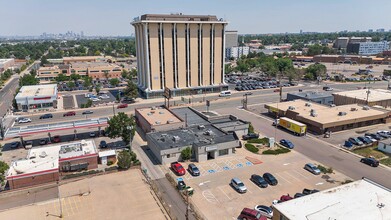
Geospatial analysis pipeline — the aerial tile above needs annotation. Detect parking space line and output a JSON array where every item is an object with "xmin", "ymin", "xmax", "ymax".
[
  {"xmin": 292, "ymin": 170, "xmax": 311, "ymax": 179},
  {"xmin": 275, "ymin": 173, "xmax": 291, "ymax": 184},
  {"xmin": 218, "ymin": 186, "xmax": 232, "ymax": 200},
  {"xmin": 284, "ymin": 171, "xmax": 302, "ymax": 182}
]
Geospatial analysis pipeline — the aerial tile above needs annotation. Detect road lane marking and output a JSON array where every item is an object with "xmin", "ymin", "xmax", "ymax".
[
  {"xmin": 275, "ymin": 173, "xmax": 291, "ymax": 184},
  {"xmin": 218, "ymin": 186, "xmax": 233, "ymax": 200},
  {"xmin": 284, "ymin": 171, "xmax": 302, "ymax": 182},
  {"xmin": 283, "ymin": 163, "xmax": 290, "ymax": 165},
  {"xmin": 292, "ymin": 170, "xmax": 311, "ymax": 179},
  {"xmin": 199, "ymin": 181, "xmax": 211, "ymax": 186},
  {"xmin": 315, "ymin": 182, "xmax": 324, "ymax": 186}
]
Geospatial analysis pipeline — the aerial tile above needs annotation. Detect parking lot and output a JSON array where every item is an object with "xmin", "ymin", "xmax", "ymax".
[
  {"xmin": 75, "ymin": 92, "xmax": 117, "ymax": 107},
  {"xmin": 177, "ymin": 148, "xmax": 350, "ymax": 219}
]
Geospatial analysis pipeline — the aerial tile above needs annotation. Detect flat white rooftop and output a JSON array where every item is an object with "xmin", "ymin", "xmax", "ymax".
[
  {"xmin": 273, "ymin": 178, "xmax": 391, "ymax": 220},
  {"xmin": 333, "ymin": 89, "xmax": 391, "ymax": 102},
  {"xmin": 15, "ymin": 84, "xmax": 57, "ymax": 98},
  {"xmin": 7, "ymin": 140, "xmax": 97, "ymax": 178}
]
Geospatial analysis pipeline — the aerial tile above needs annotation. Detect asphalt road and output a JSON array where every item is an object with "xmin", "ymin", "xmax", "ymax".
[{"xmin": 0, "ymin": 77, "xmax": 19, "ymax": 117}]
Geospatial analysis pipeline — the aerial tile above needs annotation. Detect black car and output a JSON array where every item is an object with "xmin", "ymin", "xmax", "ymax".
[
  {"xmin": 302, "ymin": 188, "xmax": 319, "ymax": 195},
  {"xmin": 294, "ymin": 193, "xmax": 305, "ymax": 198},
  {"xmin": 262, "ymin": 173, "xmax": 278, "ymax": 186},
  {"xmin": 250, "ymin": 174, "xmax": 268, "ymax": 188},
  {"xmin": 242, "ymin": 133, "xmax": 259, "ymax": 140},
  {"xmin": 39, "ymin": 113, "xmax": 53, "ymax": 119},
  {"xmin": 99, "ymin": 140, "xmax": 108, "ymax": 148},
  {"xmin": 188, "ymin": 163, "xmax": 200, "ymax": 176},
  {"xmin": 10, "ymin": 142, "xmax": 20, "ymax": 149},
  {"xmin": 357, "ymin": 136, "xmax": 372, "ymax": 144},
  {"xmin": 39, "ymin": 139, "xmax": 47, "ymax": 145},
  {"xmin": 123, "ymin": 97, "xmax": 136, "ymax": 104},
  {"xmin": 82, "ymin": 110, "xmax": 94, "ymax": 115},
  {"xmin": 365, "ymin": 133, "xmax": 382, "ymax": 141},
  {"xmin": 360, "ymin": 157, "xmax": 379, "ymax": 167}
]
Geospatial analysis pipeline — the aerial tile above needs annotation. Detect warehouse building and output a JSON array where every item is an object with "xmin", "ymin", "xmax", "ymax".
[
  {"xmin": 287, "ymin": 91, "xmax": 334, "ymax": 105},
  {"xmin": 6, "ymin": 140, "xmax": 98, "ymax": 189},
  {"xmin": 333, "ymin": 89, "xmax": 391, "ymax": 108},
  {"xmin": 15, "ymin": 84, "xmax": 58, "ymax": 111},
  {"xmin": 272, "ymin": 178, "xmax": 391, "ymax": 220},
  {"xmin": 265, "ymin": 99, "xmax": 391, "ymax": 134}
]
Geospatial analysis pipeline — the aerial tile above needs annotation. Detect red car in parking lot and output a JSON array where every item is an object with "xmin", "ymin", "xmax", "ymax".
[
  {"xmin": 117, "ymin": 103, "xmax": 128, "ymax": 109},
  {"xmin": 171, "ymin": 162, "xmax": 186, "ymax": 176},
  {"xmin": 52, "ymin": 135, "xmax": 61, "ymax": 143},
  {"xmin": 63, "ymin": 111, "xmax": 76, "ymax": 117}
]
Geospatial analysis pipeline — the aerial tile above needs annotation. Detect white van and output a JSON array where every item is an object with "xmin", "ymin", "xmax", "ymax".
[{"xmin": 219, "ymin": 90, "xmax": 232, "ymax": 97}]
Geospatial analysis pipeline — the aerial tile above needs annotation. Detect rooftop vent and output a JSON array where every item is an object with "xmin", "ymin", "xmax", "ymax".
[
  {"xmin": 288, "ymin": 106, "xmax": 296, "ymax": 110},
  {"xmin": 39, "ymin": 151, "xmax": 47, "ymax": 158},
  {"xmin": 159, "ymin": 111, "xmax": 164, "ymax": 114},
  {"xmin": 305, "ymin": 102, "xmax": 312, "ymax": 107},
  {"xmin": 167, "ymin": 119, "xmax": 174, "ymax": 124},
  {"xmin": 363, "ymin": 106, "xmax": 370, "ymax": 110},
  {"xmin": 151, "ymin": 106, "xmax": 156, "ymax": 110},
  {"xmin": 310, "ymin": 112, "xmax": 318, "ymax": 117},
  {"xmin": 204, "ymin": 130, "xmax": 214, "ymax": 136},
  {"xmin": 351, "ymin": 107, "xmax": 358, "ymax": 111},
  {"xmin": 338, "ymin": 111, "xmax": 347, "ymax": 116},
  {"xmin": 155, "ymin": 121, "xmax": 161, "ymax": 125},
  {"xmin": 198, "ymin": 125, "xmax": 205, "ymax": 130},
  {"xmin": 173, "ymin": 136, "xmax": 180, "ymax": 142},
  {"xmin": 330, "ymin": 104, "xmax": 336, "ymax": 107}
]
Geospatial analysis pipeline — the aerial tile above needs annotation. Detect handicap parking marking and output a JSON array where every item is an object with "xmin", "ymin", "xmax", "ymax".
[
  {"xmin": 226, "ymin": 160, "xmax": 236, "ymax": 169},
  {"xmin": 208, "ymin": 169, "xmax": 216, "ymax": 174},
  {"xmin": 236, "ymin": 163, "xmax": 243, "ymax": 168},
  {"xmin": 245, "ymin": 161, "xmax": 253, "ymax": 166},
  {"xmin": 176, "ymin": 177, "xmax": 184, "ymax": 182},
  {"xmin": 223, "ymin": 166, "xmax": 231, "ymax": 171},
  {"xmin": 202, "ymin": 190, "xmax": 219, "ymax": 204}
]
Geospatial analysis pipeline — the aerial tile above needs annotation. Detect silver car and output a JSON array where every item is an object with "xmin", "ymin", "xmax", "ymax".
[
  {"xmin": 304, "ymin": 163, "xmax": 321, "ymax": 175},
  {"xmin": 230, "ymin": 178, "xmax": 247, "ymax": 193},
  {"xmin": 18, "ymin": 117, "xmax": 32, "ymax": 123},
  {"xmin": 254, "ymin": 205, "xmax": 273, "ymax": 218}
]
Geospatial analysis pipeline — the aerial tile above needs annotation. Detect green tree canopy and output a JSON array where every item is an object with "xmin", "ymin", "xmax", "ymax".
[
  {"xmin": 181, "ymin": 147, "xmax": 192, "ymax": 161},
  {"xmin": 305, "ymin": 63, "xmax": 327, "ymax": 80},
  {"xmin": 105, "ymin": 112, "xmax": 136, "ymax": 145},
  {"xmin": 67, "ymin": 81, "xmax": 76, "ymax": 88},
  {"xmin": 109, "ymin": 78, "xmax": 120, "ymax": 87},
  {"xmin": 123, "ymin": 81, "xmax": 138, "ymax": 99},
  {"xmin": 117, "ymin": 150, "xmax": 132, "ymax": 169},
  {"xmin": 70, "ymin": 73, "xmax": 81, "ymax": 82},
  {"xmin": 19, "ymin": 74, "xmax": 39, "ymax": 86},
  {"xmin": 56, "ymin": 73, "xmax": 68, "ymax": 82}
]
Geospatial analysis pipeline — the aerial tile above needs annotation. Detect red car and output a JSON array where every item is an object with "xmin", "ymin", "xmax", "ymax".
[
  {"xmin": 280, "ymin": 194, "xmax": 293, "ymax": 202},
  {"xmin": 238, "ymin": 208, "xmax": 267, "ymax": 220},
  {"xmin": 52, "ymin": 135, "xmax": 61, "ymax": 143},
  {"xmin": 171, "ymin": 162, "xmax": 186, "ymax": 176},
  {"xmin": 63, "ymin": 111, "xmax": 76, "ymax": 117},
  {"xmin": 117, "ymin": 103, "xmax": 128, "ymax": 109}
]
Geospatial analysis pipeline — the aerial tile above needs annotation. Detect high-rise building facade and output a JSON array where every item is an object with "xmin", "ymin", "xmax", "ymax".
[
  {"xmin": 225, "ymin": 30, "xmax": 238, "ymax": 48},
  {"xmin": 132, "ymin": 14, "xmax": 228, "ymax": 98}
]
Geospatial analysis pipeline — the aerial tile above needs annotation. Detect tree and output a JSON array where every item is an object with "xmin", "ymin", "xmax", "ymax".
[
  {"xmin": 95, "ymin": 84, "xmax": 101, "ymax": 95},
  {"xmin": 225, "ymin": 64, "xmax": 234, "ymax": 74},
  {"xmin": 0, "ymin": 161, "xmax": 9, "ymax": 182},
  {"xmin": 83, "ymin": 76, "xmax": 92, "ymax": 88},
  {"xmin": 109, "ymin": 78, "xmax": 120, "ymax": 87},
  {"xmin": 40, "ymin": 56, "xmax": 49, "ymax": 66},
  {"xmin": 67, "ymin": 81, "xmax": 75, "ymax": 88},
  {"xmin": 19, "ymin": 74, "xmax": 39, "ymax": 86},
  {"xmin": 121, "ymin": 69, "xmax": 129, "ymax": 79},
  {"xmin": 181, "ymin": 147, "xmax": 192, "ymax": 161},
  {"xmin": 276, "ymin": 58, "xmax": 294, "ymax": 79},
  {"xmin": 117, "ymin": 150, "xmax": 132, "ymax": 170},
  {"xmin": 103, "ymin": 70, "xmax": 110, "ymax": 80},
  {"xmin": 123, "ymin": 81, "xmax": 138, "ymax": 99},
  {"xmin": 70, "ymin": 73, "xmax": 81, "ymax": 82},
  {"xmin": 105, "ymin": 112, "xmax": 136, "ymax": 145},
  {"xmin": 305, "ymin": 63, "xmax": 327, "ymax": 80},
  {"xmin": 129, "ymin": 69, "xmax": 137, "ymax": 79},
  {"xmin": 56, "ymin": 73, "xmax": 68, "ymax": 82},
  {"xmin": 248, "ymin": 122, "xmax": 255, "ymax": 133}
]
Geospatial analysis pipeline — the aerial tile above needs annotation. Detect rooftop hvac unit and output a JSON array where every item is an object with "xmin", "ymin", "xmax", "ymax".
[
  {"xmin": 330, "ymin": 104, "xmax": 336, "ymax": 107},
  {"xmin": 155, "ymin": 121, "xmax": 161, "ymax": 125},
  {"xmin": 151, "ymin": 106, "xmax": 156, "ymax": 110},
  {"xmin": 310, "ymin": 109, "xmax": 316, "ymax": 113},
  {"xmin": 167, "ymin": 119, "xmax": 174, "ymax": 124},
  {"xmin": 39, "ymin": 151, "xmax": 47, "ymax": 158},
  {"xmin": 288, "ymin": 106, "xmax": 296, "ymax": 110},
  {"xmin": 338, "ymin": 112, "xmax": 347, "ymax": 116},
  {"xmin": 310, "ymin": 112, "xmax": 318, "ymax": 117},
  {"xmin": 363, "ymin": 106, "xmax": 370, "ymax": 110},
  {"xmin": 351, "ymin": 107, "xmax": 358, "ymax": 111},
  {"xmin": 159, "ymin": 111, "xmax": 164, "ymax": 114},
  {"xmin": 173, "ymin": 136, "xmax": 180, "ymax": 142},
  {"xmin": 198, "ymin": 125, "xmax": 205, "ymax": 130},
  {"xmin": 305, "ymin": 102, "xmax": 311, "ymax": 107},
  {"xmin": 204, "ymin": 130, "xmax": 214, "ymax": 136}
]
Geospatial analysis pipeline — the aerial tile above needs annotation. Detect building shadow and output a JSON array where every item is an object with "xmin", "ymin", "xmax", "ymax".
[{"xmin": 140, "ymin": 145, "xmax": 160, "ymax": 165}]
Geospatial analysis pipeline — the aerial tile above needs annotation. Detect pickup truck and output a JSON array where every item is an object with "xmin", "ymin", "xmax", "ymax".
[{"xmin": 171, "ymin": 162, "xmax": 186, "ymax": 176}]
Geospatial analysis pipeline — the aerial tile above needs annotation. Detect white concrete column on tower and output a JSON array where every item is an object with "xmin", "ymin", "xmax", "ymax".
[
  {"xmin": 143, "ymin": 23, "xmax": 151, "ymax": 91},
  {"xmin": 211, "ymin": 23, "xmax": 215, "ymax": 85},
  {"xmin": 186, "ymin": 23, "xmax": 190, "ymax": 87},
  {"xmin": 159, "ymin": 23, "xmax": 165, "ymax": 89},
  {"xmin": 199, "ymin": 23, "xmax": 203, "ymax": 86},
  {"xmin": 222, "ymin": 24, "xmax": 227, "ymax": 84},
  {"xmin": 173, "ymin": 23, "xmax": 178, "ymax": 88}
]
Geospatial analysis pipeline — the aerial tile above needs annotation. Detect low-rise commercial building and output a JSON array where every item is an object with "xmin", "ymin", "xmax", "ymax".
[
  {"xmin": 226, "ymin": 46, "xmax": 250, "ymax": 59},
  {"xmin": 135, "ymin": 106, "xmax": 185, "ymax": 133},
  {"xmin": 272, "ymin": 178, "xmax": 391, "ymax": 220},
  {"xmin": 6, "ymin": 140, "xmax": 98, "ymax": 189},
  {"xmin": 347, "ymin": 41, "xmax": 390, "ymax": 55},
  {"xmin": 287, "ymin": 91, "xmax": 334, "ymax": 105},
  {"xmin": 0, "ymin": 58, "xmax": 15, "ymax": 72},
  {"xmin": 265, "ymin": 99, "xmax": 391, "ymax": 134},
  {"xmin": 333, "ymin": 89, "xmax": 391, "ymax": 108},
  {"xmin": 15, "ymin": 84, "xmax": 58, "ymax": 111}
]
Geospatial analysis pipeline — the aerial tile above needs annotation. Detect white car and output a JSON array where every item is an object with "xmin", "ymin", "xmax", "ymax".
[
  {"xmin": 254, "ymin": 205, "xmax": 273, "ymax": 218},
  {"xmin": 18, "ymin": 118, "xmax": 32, "ymax": 123},
  {"xmin": 365, "ymin": 136, "xmax": 377, "ymax": 142},
  {"xmin": 90, "ymin": 98, "xmax": 100, "ymax": 102},
  {"xmin": 377, "ymin": 130, "xmax": 391, "ymax": 138},
  {"xmin": 99, "ymin": 94, "xmax": 110, "ymax": 99}
]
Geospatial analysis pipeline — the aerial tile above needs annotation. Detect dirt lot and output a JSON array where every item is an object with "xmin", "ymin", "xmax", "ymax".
[
  {"xmin": 0, "ymin": 170, "xmax": 168, "ymax": 220},
  {"xmin": 322, "ymin": 63, "xmax": 390, "ymax": 78},
  {"xmin": 176, "ymin": 148, "xmax": 350, "ymax": 220}
]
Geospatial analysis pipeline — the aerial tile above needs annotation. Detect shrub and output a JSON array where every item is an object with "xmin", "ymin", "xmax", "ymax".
[
  {"xmin": 62, "ymin": 170, "xmax": 103, "ymax": 180},
  {"xmin": 341, "ymin": 179, "xmax": 353, "ymax": 185},
  {"xmin": 247, "ymin": 137, "xmax": 269, "ymax": 145},
  {"xmin": 262, "ymin": 147, "xmax": 291, "ymax": 155},
  {"xmin": 117, "ymin": 150, "xmax": 132, "ymax": 170},
  {"xmin": 107, "ymin": 161, "xmax": 114, "ymax": 166},
  {"xmin": 248, "ymin": 123, "xmax": 254, "ymax": 133},
  {"xmin": 245, "ymin": 143, "xmax": 259, "ymax": 153},
  {"xmin": 317, "ymin": 165, "xmax": 333, "ymax": 174},
  {"xmin": 181, "ymin": 147, "xmax": 192, "ymax": 161},
  {"xmin": 104, "ymin": 166, "xmax": 118, "ymax": 172}
]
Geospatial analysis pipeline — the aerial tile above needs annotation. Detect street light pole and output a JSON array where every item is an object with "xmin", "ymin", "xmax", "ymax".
[{"xmin": 127, "ymin": 125, "xmax": 133, "ymax": 151}]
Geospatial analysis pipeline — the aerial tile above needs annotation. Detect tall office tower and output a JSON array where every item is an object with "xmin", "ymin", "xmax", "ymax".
[
  {"xmin": 131, "ymin": 14, "xmax": 228, "ymax": 98},
  {"xmin": 225, "ymin": 30, "xmax": 238, "ymax": 48}
]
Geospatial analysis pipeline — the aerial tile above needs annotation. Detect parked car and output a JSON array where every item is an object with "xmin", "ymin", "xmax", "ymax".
[
  {"xmin": 344, "ymin": 140, "xmax": 353, "ymax": 148},
  {"xmin": 39, "ymin": 114, "xmax": 53, "ymax": 119},
  {"xmin": 304, "ymin": 163, "xmax": 321, "ymax": 175},
  {"xmin": 99, "ymin": 94, "xmax": 110, "ymax": 99},
  {"xmin": 323, "ymin": 86, "xmax": 333, "ymax": 91},
  {"xmin": 122, "ymin": 97, "xmax": 136, "ymax": 104},
  {"xmin": 294, "ymin": 193, "xmax": 305, "ymax": 198},
  {"xmin": 171, "ymin": 162, "xmax": 186, "ymax": 176},
  {"xmin": 250, "ymin": 174, "xmax": 268, "ymax": 188},
  {"xmin": 262, "ymin": 173, "xmax": 278, "ymax": 186},
  {"xmin": 302, "ymin": 188, "xmax": 320, "ymax": 195},
  {"xmin": 357, "ymin": 136, "xmax": 372, "ymax": 144},
  {"xmin": 18, "ymin": 117, "xmax": 31, "ymax": 123},
  {"xmin": 117, "ymin": 103, "xmax": 128, "ymax": 109},
  {"xmin": 365, "ymin": 133, "xmax": 383, "ymax": 140},
  {"xmin": 279, "ymin": 139, "xmax": 294, "ymax": 149},
  {"xmin": 244, "ymin": 92, "xmax": 253, "ymax": 96},
  {"xmin": 365, "ymin": 136, "xmax": 377, "ymax": 143},
  {"xmin": 230, "ymin": 177, "xmax": 247, "ymax": 193},
  {"xmin": 63, "ymin": 111, "xmax": 76, "ymax": 117},
  {"xmin": 254, "ymin": 205, "xmax": 273, "ymax": 218},
  {"xmin": 188, "ymin": 163, "xmax": 200, "ymax": 176},
  {"xmin": 39, "ymin": 139, "xmax": 47, "ymax": 145},
  {"xmin": 377, "ymin": 130, "xmax": 391, "ymax": 138},
  {"xmin": 82, "ymin": 110, "xmax": 94, "ymax": 115},
  {"xmin": 280, "ymin": 194, "xmax": 293, "ymax": 202},
  {"xmin": 360, "ymin": 157, "xmax": 379, "ymax": 167},
  {"xmin": 10, "ymin": 142, "xmax": 20, "ymax": 149},
  {"xmin": 99, "ymin": 140, "xmax": 108, "ymax": 148},
  {"xmin": 238, "ymin": 208, "xmax": 267, "ymax": 220},
  {"xmin": 243, "ymin": 133, "xmax": 259, "ymax": 140},
  {"xmin": 89, "ymin": 132, "xmax": 96, "ymax": 137},
  {"xmin": 52, "ymin": 135, "xmax": 61, "ymax": 143},
  {"xmin": 348, "ymin": 137, "xmax": 363, "ymax": 146}
]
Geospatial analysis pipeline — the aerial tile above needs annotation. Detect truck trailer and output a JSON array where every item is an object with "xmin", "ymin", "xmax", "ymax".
[{"xmin": 278, "ymin": 117, "xmax": 307, "ymax": 136}]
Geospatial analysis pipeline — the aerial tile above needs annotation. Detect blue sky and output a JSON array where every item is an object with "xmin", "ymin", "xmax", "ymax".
[{"xmin": 1, "ymin": 0, "xmax": 391, "ymax": 36}]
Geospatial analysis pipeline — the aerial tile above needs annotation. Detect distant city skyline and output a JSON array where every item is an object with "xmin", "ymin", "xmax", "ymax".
[{"xmin": 1, "ymin": 0, "xmax": 391, "ymax": 36}]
